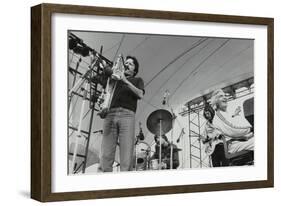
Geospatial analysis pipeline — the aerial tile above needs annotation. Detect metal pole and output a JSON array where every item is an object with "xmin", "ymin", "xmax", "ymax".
[
  {"xmin": 71, "ymin": 82, "xmax": 89, "ymax": 174},
  {"xmin": 197, "ymin": 110, "xmax": 202, "ymax": 168},
  {"xmin": 82, "ymin": 102, "xmax": 95, "ymax": 173},
  {"xmin": 135, "ymin": 139, "xmax": 138, "ymax": 171},
  {"xmin": 170, "ymin": 111, "xmax": 175, "ymax": 170},
  {"xmin": 69, "ymin": 70, "xmax": 89, "ymax": 95},
  {"xmin": 72, "ymin": 57, "xmax": 82, "ymax": 88},
  {"xmin": 181, "ymin": 130, "xmax": 185, "ymax": 169},
  {"xmin": 188, "ymin": 106, "xmax": 192, "ymax": 168},
  {"xmin": 159, "ymin": 119, "xmax": 162, "ymax": 170}
]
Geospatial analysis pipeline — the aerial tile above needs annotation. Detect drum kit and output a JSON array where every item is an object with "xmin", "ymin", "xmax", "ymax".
[{"xmin": 134, "ymin": 109, "xmax": 182, "ymax": 171}]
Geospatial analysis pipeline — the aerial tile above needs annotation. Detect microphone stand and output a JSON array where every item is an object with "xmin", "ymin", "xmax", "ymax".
[
  {"xmin": 159, "ymin": 119, "xmax": 162, "ymax": 170},
  {"xmin": 169, "ymin": 109, "xmax": 177, "ymax": 170},
  {"xmin": 162, "ymin": 90, "xmax": 177, "ymax": 170},
  {"xmin": 176, "ymin": 128, "xmax": 185, "ymax": 168},
  {"xmin": 134, "ymin": 122, "xmax": 145, "ymax": 171}
]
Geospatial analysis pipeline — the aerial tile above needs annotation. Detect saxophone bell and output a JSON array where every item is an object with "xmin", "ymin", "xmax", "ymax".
[{"xmin": 111, "ymin": 54, "xmax": 125, "ymax": 80}]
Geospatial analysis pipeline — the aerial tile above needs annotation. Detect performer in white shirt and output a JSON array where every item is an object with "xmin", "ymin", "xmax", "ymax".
[{"xmin": 210, "ymin": 89, "xmax": 254, "ymax": 154}]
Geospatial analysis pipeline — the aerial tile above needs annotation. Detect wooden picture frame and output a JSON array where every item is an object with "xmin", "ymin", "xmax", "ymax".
[{"xmin": 31, "ymin": 3, "xmax": 274, "ymax": 202}]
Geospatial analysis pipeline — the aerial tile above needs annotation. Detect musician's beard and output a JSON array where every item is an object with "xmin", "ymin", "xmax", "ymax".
[
  {"xmin": 124, "ymin": 69, "xmax": 134, "ymax": 77},
  {"xmin": 124, "ymin": 72, "xmax": 130, "ymax": 77}
]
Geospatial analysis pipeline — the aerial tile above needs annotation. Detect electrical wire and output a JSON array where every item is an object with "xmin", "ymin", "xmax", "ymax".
[
  {"xmin": 215, "ymin": 44, "xmax": 253, "ymax": 74},
  {"xmin": 127, "ymin": 36, "xmax": 150, "ymax": 54},
  {"xmin": 144, "ymin": 38, "xmax": 207, "ymax": 87},
  {"xmin": 113, "ymin": 34, "xmax": 126, "ymax": 61},
  {"xmin": 142, "ymin": 39, "xmax": 212, "ymax": 109},
  {"xmin": 141, "ymin": 98, "xmax": 161, "ymax": 110},
  {"xmin": 169, "ymin": 39, "xmax": 230, "ymax": 100},
  {"xmin": 103, "ymin": 41, "xmax": 122, "ymax": 55},
  {"xmin": 136, "ymin": 38, "xmax": 210, "ymax": 121}
]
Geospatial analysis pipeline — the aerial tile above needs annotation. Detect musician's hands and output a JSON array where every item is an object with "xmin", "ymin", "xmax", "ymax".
[
  {"xmin": 119, "ymin": 72, "xmax": 129, "ymax": 84},
  {"xmin": 232, "ymin": 106, "xmax": 242, "ymax": 117},
  {"xmin": 205, "ymin": 126, "xmax": 215, "ymax": 133},
  {"xmin": 159, "ymin": 162, "xmax": 167, "ymax": 169},
  {"xmin": 244, "ymin": 132, "xmax": 254, "ymax": 140},
  {"xmin": 101, "ymin": 59, "xmax": 107, "ymax": 68},
  {"xmin": 119, "ymin": 71, "xmax": 144, "ymax": 99},
  {"xmin": 205, "ymin": 145, "xmax": 213, "ymax": 155}
]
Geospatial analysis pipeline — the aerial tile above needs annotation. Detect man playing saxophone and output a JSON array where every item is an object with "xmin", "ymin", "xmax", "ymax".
[{"xmin": 99, "ymin": 55, "xmax": 145, "ymax": 172}]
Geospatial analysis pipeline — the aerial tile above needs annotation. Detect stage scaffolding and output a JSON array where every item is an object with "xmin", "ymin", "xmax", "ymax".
[
  {"xmin": 68, "ymin": 32, "xmax": 112, "ymax": 174},
  {"xmin": 179, "ymin": 77, "xmax": 254, "ymax": 168}
]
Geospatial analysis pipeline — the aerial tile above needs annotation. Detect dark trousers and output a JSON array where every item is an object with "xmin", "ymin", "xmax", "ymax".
[{"xmin": 211, "ymin": 143, "xmax": 229, "ymax": 167}]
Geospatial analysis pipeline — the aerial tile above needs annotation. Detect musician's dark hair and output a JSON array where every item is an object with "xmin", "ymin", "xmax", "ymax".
[
  {"xmin": 203, "ymin": 103, "xmax": 215, "ymax": 123},
  {"xmin": 154, "ymin": 134, "xmax": 169, "ymax": 143},
  {"xmin": 126, "ymin": 55, "xmax": 139, "ymax": 76}
]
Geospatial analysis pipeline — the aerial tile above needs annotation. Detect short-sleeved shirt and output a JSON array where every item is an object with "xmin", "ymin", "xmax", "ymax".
[{"xmin": 110, "ymin": 77, "xmax": 145, "ymax": 113}]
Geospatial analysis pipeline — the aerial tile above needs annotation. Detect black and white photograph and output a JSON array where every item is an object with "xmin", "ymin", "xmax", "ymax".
[
  {"xmin": 67, "ymin": 31, "xmax": 254, "ymax": 174},
  {"xmin": 29, "ymin": 2, "xmax": 274, "ymax": 202}
]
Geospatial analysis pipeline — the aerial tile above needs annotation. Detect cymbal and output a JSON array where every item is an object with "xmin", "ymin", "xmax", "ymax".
[{"xmin": 146, "ymin": 109, "xmax": 173, "ymax": 135}]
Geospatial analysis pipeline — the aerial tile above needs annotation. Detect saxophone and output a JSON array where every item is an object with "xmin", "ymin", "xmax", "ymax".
[{"xmin": 98, "ymin": 54, "xmax": 125, "ymax": 118}]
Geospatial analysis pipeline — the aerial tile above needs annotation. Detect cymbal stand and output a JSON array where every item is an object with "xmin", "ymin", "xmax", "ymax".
[
  {"xmin": 169, "ymin": 109, "xmax": 177, "ymax": 169},
  {"xmin": 159, "ymin": 119, "xmax": 162, "ymax": 170},
  {"xmin": 134, "ymin": 138, "xmax": 138, "ymax": 171},
  {"xmin": 176, "ymin": 128, "xmax": 185, "ymax": 169},
  {"xmin": 134, "ymin": 122, "xmax": 145, "ymax": 171},
  {"xmin": 164, "ymin": 91, "xmax": 177, "ymax": 170}
]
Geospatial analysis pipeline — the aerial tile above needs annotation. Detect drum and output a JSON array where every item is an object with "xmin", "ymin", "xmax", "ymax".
[
  {"xmin": 150, "ymin": 159, "xmax": 168, "ymax": 170},
  {"xmin": 134, "ymin": 141, "xmax": 151, "ymax": 171}
]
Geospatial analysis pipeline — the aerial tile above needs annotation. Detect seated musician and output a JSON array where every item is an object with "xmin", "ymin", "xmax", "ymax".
[
  {"xmin": 202, "ymin": 104, "xmax": 229, "ymax": 167},
  {"xmin": 151, "ymin": 134, "xmax": 179, "ymax": 169},
  {"xmin": 210, "ymin": 89, "xmax": 254, "ymax": 154}
]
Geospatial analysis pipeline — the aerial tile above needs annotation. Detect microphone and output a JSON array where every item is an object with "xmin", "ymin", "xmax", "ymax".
[
  {"xmin": 139, "ymin": 132, "xmax": 145, "ymax": 141},
  {"xmin": 137, "ymin": 122, "xmax": 145, "ymax": 140},
  {"xmin": 93, "ymin": 130, "xmax": 103, "ymax": 134},
  {"xmin": 176, "ymin": 129, "xmax": 185, "ymax": 143},
  {"xmin": 162, "ymin": 90, "xmax": 170, "ymax": 105}
]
